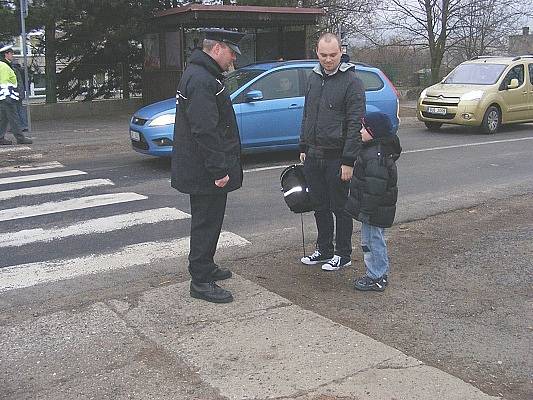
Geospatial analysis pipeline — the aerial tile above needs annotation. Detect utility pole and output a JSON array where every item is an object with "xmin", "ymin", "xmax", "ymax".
[{"xmin": 19, "ymin": 0, "xmax": 32, "ymax": 132}]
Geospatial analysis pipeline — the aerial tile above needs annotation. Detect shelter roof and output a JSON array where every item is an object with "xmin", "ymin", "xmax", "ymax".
[{"xmin": 152, "ymin": 4, "xmax": 325, "ymax": 29}]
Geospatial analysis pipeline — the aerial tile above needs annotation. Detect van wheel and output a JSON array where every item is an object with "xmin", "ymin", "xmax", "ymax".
[
  {"xmin": 424, "ymin": 122, "xmax": 443, "ymax": 131},
  {"xmin": 480, "ymin": 106, "xmax": 500, "ymax": 134}
]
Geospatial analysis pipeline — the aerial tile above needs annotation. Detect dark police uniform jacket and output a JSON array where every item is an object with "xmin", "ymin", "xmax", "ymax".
[{"xmin": 171, "ymin": 49, "xmax": 242, "ymax": 195}]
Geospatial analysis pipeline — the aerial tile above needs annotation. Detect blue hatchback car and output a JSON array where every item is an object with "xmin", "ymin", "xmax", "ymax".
[{"xmin": 129, "ymin": 60, "xmax": 400, "ymax": 157}]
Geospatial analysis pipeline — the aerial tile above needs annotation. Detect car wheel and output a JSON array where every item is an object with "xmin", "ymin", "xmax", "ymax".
[
  {"xmin": 424, "ymin": 122, "xmax": 443, "ymax": 131},
  {"xmin": 480, "ymin": 106, "xmax": 500, "ymax": 134}
]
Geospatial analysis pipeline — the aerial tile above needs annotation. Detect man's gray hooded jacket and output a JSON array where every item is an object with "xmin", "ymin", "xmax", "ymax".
[{"xmin": 299, "ymin": 62, "xmax": 365, "ymax": 166}]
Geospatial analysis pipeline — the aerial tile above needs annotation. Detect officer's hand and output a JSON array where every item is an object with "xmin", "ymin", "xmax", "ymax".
[
  {"xmin": 215, "ymin": 175, "xmax": 229, "ymax": 188},
  {"xmin": 299, "ymin": 153, "xmax": 306, "ymax": 163},
  {"xmin": 340, "ymin": 165, "xmax": 353, "ymax": 182}
]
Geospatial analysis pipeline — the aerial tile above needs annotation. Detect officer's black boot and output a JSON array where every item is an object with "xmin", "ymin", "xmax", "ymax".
[
  {"xmin": 190, "ymin": 281, "xmax": 233, "ymax": 303},
  {"xmin": 0, "ymin": 138, "xmax": 12, "ymax": 145}
]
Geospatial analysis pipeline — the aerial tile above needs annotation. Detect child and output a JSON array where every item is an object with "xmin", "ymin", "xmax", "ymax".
[{"xmin": 345, "ymin": 112, "xmax": 402, "ymax": 291}]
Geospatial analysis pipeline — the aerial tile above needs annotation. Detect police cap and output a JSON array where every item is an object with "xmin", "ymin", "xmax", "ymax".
[
  {"xmin": 203, "ymin": 29, "xmax": 245, "ymax": 55},
  {"xmin": 0, "ymin": 43, "xmax": 14, "ymax": 54}
]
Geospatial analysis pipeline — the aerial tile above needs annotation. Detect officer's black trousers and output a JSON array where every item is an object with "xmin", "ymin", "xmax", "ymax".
[
  {"xmin": 188, "ymin": 193, "xmax": 228, "ymax": 283},
  {"xmin": 0, "ymin": 99, "xmax": 25, "ymax": 142}
]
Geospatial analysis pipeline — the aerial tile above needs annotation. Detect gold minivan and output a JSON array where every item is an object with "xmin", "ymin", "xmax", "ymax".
[{"xmin": 417, "ymin": 56, "xmax": 533, "ymax": 134}]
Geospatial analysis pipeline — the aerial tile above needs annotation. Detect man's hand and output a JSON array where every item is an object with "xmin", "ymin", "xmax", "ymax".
[
  {"xmin": 300, "ymin": 153, "xmax": 306, "ymax": 163},
  {"xmin": 215, "ymin": 175, "xmax": 229, "ymax": 187},
  {"xmin": 340, "ymin": 165, "xmax": 353, "ymax": 182}
]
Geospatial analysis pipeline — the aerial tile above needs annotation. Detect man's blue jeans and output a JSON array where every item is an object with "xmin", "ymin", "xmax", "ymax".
[
  {"xmin": 361, "ymin": 222, "xmax": 389, "ymax": 279},
  {"xmin": 303, "ymin": 156, "xmax": 352, "ymax": 258}
]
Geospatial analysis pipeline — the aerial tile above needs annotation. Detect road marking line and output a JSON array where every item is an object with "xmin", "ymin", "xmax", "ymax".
[
  {"xmin": 404, "ymin": 137, "xmax": 533, "ymax": 154},
  {"xmin": 0, "ymin": 170, "xmax": 87, "ymax": 186},
  {"xmin": 2, "ymin": 153, "xmax": 43, "ymax": 161},
  {"xmin": 0, "ymin": 161, "xmax": 64, "ymax": 175},
  {"xmin": 0, "ymin": 231, "xmax": 250, "ymax": 292},
  {"xmin": 0, "ymin": 192, "xmax": 147, "ymax": 222},
  {"xmin": 0, "ymin": 179, "xmax": 114, "ymax": 201},
  {"xmin": 243, "ymin": 137, "xmax": 533, "ymax": 173},
  {"xmin": 0, "ymin": 207, "xmax": 190, "ymax": 248},
  {"xmin": 0, "ymin": 146, "xmax": 31, "ymax": 154}
]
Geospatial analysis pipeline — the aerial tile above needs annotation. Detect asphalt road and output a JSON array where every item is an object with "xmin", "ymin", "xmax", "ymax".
[
  {"xmin": 1, "ymin": 116, "xmax": 532, "ymax": 399},
  {"xmin": 3, "ymin": 118, "xmax": 532, "ymax": 266}
]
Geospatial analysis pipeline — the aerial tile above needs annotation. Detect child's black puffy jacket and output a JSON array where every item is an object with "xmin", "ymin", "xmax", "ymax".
[{"xmin": 345, "ymin": 135, "xmax": 401, "ymax": 228}]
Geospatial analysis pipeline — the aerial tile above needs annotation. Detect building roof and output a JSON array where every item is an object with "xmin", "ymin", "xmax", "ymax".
[{"xmin": 152, "ymin": 4, "xmax": 325, "ymax": 29}]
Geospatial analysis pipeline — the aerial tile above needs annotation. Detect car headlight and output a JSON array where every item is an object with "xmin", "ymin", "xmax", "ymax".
[
  {"xmin": 460, "ymin": 90, "xmax": 484, "ymax": 101},
  {"xmin": 420, "ymin": 89, "xmax": 427, "ymax": 99},
  {"xmin": 148, "ymin": 114, "xmax": 175, "ymax": 127}
]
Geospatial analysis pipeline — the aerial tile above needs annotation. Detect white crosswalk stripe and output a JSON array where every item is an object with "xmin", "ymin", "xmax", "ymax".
[
  {"xmin": 0, "ymin": 178, "xmax": 114, "ymax": 200},
  {"xmin": 2, "ymin": 153, "xmax": 43, "ymax": 161},
  {"xmin": 0, "ymin": 170, "xmax": 87, "ymax": 185},
  {"xmin": 0, "ymin": 192, "xmax": 147, "ymax": 222},
  {"xmin": 0, "ymin": 207, "xmax": 190, "ymax": 248},
  {"xmin": 0, "ymin": 146, "xmax": 31, "ymax": 154},
  {"xmin": 0, "ymin": 159, "xmax": 251, "ymax": 293},
  {"xmin": 0, "ymin": 161, "xmax": 64, "ymax": 175},
  {"xmin": 0, "ymin": 232, "xmax": 249, "ymax": 292}
]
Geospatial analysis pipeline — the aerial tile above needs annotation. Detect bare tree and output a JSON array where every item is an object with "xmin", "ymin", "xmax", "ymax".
[
  {"xmin": 301, "ymin": 0, "xmax": 378, "ymax": 37},
  {"xmin": 380, "ymin": 0, "xmax": 533, "ymax": 83},
  {"xmin": 383, "ymin": 0, "xmax": 467, "ymax": 83},
  {"xmin": 449, "ymin": 0, "xmax": 530, "ymax": 62}
]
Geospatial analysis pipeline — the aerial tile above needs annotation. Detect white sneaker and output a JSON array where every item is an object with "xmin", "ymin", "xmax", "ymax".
[
  {"xmin": 301, "ymin": 250, "xmax": 333, "ymax": 265},
  {"xmin": 321, "ymin": 255, "xmax": 352, "ymax": 271}
]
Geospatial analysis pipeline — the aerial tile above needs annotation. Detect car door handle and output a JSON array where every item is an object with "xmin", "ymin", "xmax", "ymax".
[{"xmin": 288, "ymin": 104, "xmax": 300, "ymax": 109}]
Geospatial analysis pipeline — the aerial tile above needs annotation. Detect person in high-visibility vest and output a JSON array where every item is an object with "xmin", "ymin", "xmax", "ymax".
[{"xmin": 0, "ymin": 44, "xmax": 32, "ymax": 145}]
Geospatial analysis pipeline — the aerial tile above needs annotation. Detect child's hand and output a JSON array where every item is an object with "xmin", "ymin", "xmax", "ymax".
[{"xmin": 361, "ymin": 127, "xmax": 373, "ymax": 142}]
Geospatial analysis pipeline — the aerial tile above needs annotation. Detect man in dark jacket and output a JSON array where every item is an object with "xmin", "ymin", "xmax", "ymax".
[
  {"xmin": 345, "ymin": 111, "xmax": 401, "ymax": 292},
  {"xmin": 12, "ymin": 59, "xmax": 28, "ymax": 131},
  {"xmin": 171, "ymin": 29, "xmax": 245, "ymax": 303},
  {"xmin": 299, "ymin": 33, "xmax": 366, "ymax": 271}
]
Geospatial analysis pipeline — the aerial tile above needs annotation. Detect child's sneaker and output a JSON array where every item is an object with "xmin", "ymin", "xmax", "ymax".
[
  {"xmin": 321, "ymin": 255, "xmax": 352, "ymax": 271},
  {"xmin": 354, "ymin": 275, "xmax": 386, "ymax": 292},
  {"xmin": 301, "ymin": 250, "xmax": 332, "ymax": 265}
]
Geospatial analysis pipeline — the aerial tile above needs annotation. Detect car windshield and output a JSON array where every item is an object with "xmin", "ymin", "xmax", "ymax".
[
  {"xmin": 225, "ymin": 69, "xmax": 264, "ymax": 94},
  {"xmin": 444, "ymin": 63, "xmax": 507, "ymax": 85}
]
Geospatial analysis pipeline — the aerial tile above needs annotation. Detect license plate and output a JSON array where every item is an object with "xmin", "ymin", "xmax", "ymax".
[
  {"xmin": 427, "ymin": 106, "xmax": 447, "ymax": 115},
  {"xmin": 130, "ymin": 130, "xmax": 140, "ymax": 141}
]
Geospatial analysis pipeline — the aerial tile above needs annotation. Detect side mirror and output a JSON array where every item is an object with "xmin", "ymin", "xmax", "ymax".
[
  {"xmin": 507, "ymin": 78, "xmax": 519, "ymax": 89},
  {"xmin": 245, "ymin": 90, "xmax": 263, "ymax": 102}
]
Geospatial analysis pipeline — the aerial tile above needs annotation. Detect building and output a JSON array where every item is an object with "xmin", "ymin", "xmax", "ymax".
[
  {"xmin": 11, "ymin": 33, "xmax": 46, "ymax": 98},
  {"xmin": 509, "ymin": 27, "xmax": 533, "ymax": 55}
]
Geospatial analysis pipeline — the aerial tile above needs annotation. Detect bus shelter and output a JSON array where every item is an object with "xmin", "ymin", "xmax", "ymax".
[{"xmin": 143, "ymin": 4, "xmax": 325, "ymax": 103}]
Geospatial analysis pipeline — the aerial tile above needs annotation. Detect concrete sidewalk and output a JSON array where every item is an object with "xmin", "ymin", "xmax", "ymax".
[{"xmin": 2, "ymin": 274, "xmax": 500, "ymax": 400}]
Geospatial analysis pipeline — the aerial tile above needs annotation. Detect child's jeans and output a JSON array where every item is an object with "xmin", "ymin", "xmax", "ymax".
[{"xmin": 361, "ymin": 222, "xmax": 389, "ymax": 279}]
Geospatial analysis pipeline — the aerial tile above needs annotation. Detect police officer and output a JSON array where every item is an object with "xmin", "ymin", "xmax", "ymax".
[
  {"xmin": 171, "ymin": 29, "xmax": 245, "ymax": 303},
  {"xmin": 0, "ymin": 44, "xmax": 32, "ymax": 145}
]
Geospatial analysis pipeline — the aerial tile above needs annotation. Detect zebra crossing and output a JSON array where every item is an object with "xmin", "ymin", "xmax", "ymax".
[{"xmin": 0, "ymin": 146, "xmax": 250, "ymax": 293}]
